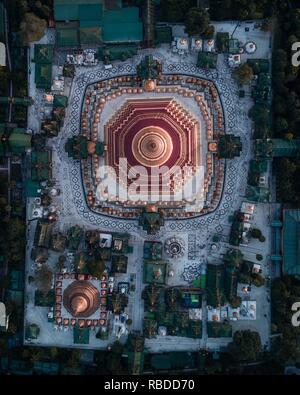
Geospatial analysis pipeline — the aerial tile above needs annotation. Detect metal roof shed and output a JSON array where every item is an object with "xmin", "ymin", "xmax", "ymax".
[
  {"xmin": 56, "ymin": 28, "xmax": 80, "ymax": 47},
  {"xmin": 283, "ymin": 209, "xmax": 300, "ymax": 276},
  {"xmin": 103, "ymin": 7, "xmax": 143, "ymax": 43}
]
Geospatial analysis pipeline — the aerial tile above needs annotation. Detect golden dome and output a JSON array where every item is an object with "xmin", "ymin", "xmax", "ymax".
[
  {"xmin": 63, "ymin": 281, "xmax": 100, "ymax": 317},
  {"xmin": 87, "ymin": 141, "xmax": 96, "ymax": 154},
  {"xmin": 131, "ymin": 126, "xmax": 173, "ymax": 167},
  {"xmin": 71, "ymin": 295, "xmax": 88, "ymax": 314},
  {"xmin": 144, "ymin": 79, "xmax": 156, "ymax": 92}
]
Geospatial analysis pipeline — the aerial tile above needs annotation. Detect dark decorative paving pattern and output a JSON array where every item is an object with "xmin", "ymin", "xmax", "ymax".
[{"xmin": 54, "ymin": 56, "xmax": 250, "ymax": 233}]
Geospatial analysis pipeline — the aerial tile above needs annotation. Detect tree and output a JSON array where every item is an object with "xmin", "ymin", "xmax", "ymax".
[
  {"xmin": 50, "ymin": 347, "xmax": 59, "ymax": 360},
  {"xmin": 185, "ymin": 7, "xmax": 214, "ymax": 37},
  {"xmin": 106, "ymin": 341, "xmax": 124, "ymax": 374},
  {"xmin": 86, "ymin": 258, "xmax": 105, "ymax": 279},
  {"xmin": 227, "ymin": 330, "xmax": 262, "ymax": 362},
  {"xmin": 251, "ymin": 273, "xmax": 265, "ymax": 287},
  {"xmin": 34, "ymin": 265, "xmax": 53, "ymax": 295},
  {"xmin": 260, "ymin": 18, "xmax": 272, "ymax": 31},
  {"xmin": 126, "ymin": 319, "xmax": 133, "ymax": 326},
  {"xmin": 273, "ymin": 49, "xmax": 288, "ymax": 72},
  {"xmin": 223, "ymin": 248, "xmax": 243, "ymax": 269},
  {"xmin": 275, "ymin": 117, "xmax": 289, "ymax": 133},
  {"xmin": 284, "ymin": 132, "xmax": 294, "ymax": 141},
  {"xmin": 56, "ymin": 255, "xmax": 66, "ymax": 272},
  {"xmin": 251, "ymin": 228, "xmax": 262, "ymax": 239},
  {"xmin": 20, "ymin": 12, "xmax": 47, "ymax": 45},
  {"xmin": 160, "ymin": 0, "xmax": 194, "ymax": 23},
  {"xmin": 249, "ymin": 104, "xmax": 270, "ymax": 126},
  {"xmin": 233, "ymin": 63, "xmax": 254, "ymax": 85},
  {"xmin": 0, "ymin": 275, "xmax": 10, "ymax": 288},
  {"xmin": 229, "ymin": 295, "xmax": 242, "ymax": 308},
  {"xmin": 256, "ymin": 254, "xmax": 263, "ymax": 261},
  {"xmin": 66, "ymin": 349, "xmax": 81, "ymax": 368}
]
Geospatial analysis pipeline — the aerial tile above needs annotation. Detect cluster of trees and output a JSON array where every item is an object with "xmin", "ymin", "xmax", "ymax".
[
  {"xmin": 272, "ymin": 5, "xmax": 300, "ymax": 202},
  {"xmin": 185, "ymin": 7, "xmax": 215, "ymax": 38},
  {"xmin": 7, "ymin": 0, "xmax": 52, "ymax": 32},
  {"xmin": 94, "ymin": 341, "xmax": 126, "ymax": 374},
  {"xmin": 5, "ymin": 0, "xmax": 52, "ymax": 45},
  {"xmin": 159, "ymin": 0, "xmax": 197, "ymax": 23},
  {"xmin": 238, "ymin": 260, "xmax": 265, "ymax": 287},
  {"xmin": 209, "ymin": 0, "xmax": 275, "ymax": 21},
  {"xmin": 233, "ymin": 63, "xmax": 254, "ymax": 85},
  {"xmin": 271, "ymin": 275, "xmax": 300, "ymax": 364},
  {"xmin": 251, "ymin": 228, "xmax": 266, "ymax": 242},
  {"xmin": 227, "ymin": 330, "xmax": 262, "ymax": 362},
  {"xmin": 159, "ymin": 1, "xmax": 214, "ymax": 38},
  {"xmin": 0, "ymin": 217, "xmax": 26, "ymax": 269},
  {"xmin": 21, "ymin": 346, "xmax": 81, "ymax": 368}
]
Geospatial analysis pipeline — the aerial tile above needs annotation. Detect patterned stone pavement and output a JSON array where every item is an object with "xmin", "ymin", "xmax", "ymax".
[{"xmin": 51, "ymin": 53, "xmax": 251, "ymax": 237}]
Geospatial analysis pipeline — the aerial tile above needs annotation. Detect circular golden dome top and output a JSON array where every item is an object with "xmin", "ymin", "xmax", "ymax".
[
  {"xmin": 63, "ymin": 281, "xmax": 100, "ymax": 317},
  {"xmin": 131, "ymin": 126, "xmax": 173, "ymax": 168}
]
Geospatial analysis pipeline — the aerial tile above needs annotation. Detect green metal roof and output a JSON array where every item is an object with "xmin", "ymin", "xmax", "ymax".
[
  {"xmin": 283, "ymin": 209, "xmax": 300, "ymax": 276},
  {"xmin": 80, "ymin": 26, "xmax": 102, "ymax": 45},
  {"xmin": 25, "ymin": 324, "xmax": 40, "ymax": 340},
  {"xmin": 103, "ymin": 7, "xmax": 139, "ymax": 23},
  {"xmin": 197, "ymin": 52, "xmax": 218, "ymax": 69},
  {"xmin": 25, "ymin": 180, "xmax": 41, "ymax": 197},
  {"xmin": 74, "ymin": 326, "xmax": 90, "ymax": 344},
  {"xmin": 54, "ymin": 0, "xmax": 103, "ymax": 21},
  {"xmin": 98, "ymin": 44, "xmax": 137, "ymax": 62},
  {"xmin": 56, "ymin": 28, "xmax": 79, "ymax": 47},
  {"xmin": 79, "ymin": 4, "xmax": 103, "ymax": 21},
  {"xmin": 9, "ymin": 270, "xmax": 24, "ymax": 291},
  {"xmin": 216, "ymin": 32, "xmax": 229, "ymax": 52},
  {"xmin": 228, "ymin": 38, "xmax": 239, "ymax": 54},
  {"xmin": 55, "ymin": 4, "xmax": 79, "ymax": 20},
  {"xmin": 103, "ymin": 21, "xmax": 143, "ymax": 43},
  {"xmin": 246, "ymin": 185, "xmax": 270, "ymax": 203},
  {"xmin": 31, "ymin": 151, "xmax": 52, "ymax": 182},
  {"xmin": 103, "ymin": 7, "xmax": 143, "ymax": 43},
  {"xmin": 0, "ymin": 128, "xmax": 31, "ymax": 155},
  {"xmin": 155, "ymin": 26, "xmax": 172, "ymax": 44},
  {"xmin": 34, "ymin": 44, "xmax": 54, "ymax": 64},
  {"xmin": 53, "ymin": 94, "xmax": 68, "ymax": 108},
  {"xmin": 35, "ymin": 63, "xmax": 52, "ymax": 89},
  {"xmin": 272, "ymin": 139, "xmax": 300, "ymax": 158}
]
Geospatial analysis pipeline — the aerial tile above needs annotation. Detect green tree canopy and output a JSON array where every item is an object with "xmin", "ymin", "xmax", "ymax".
[
  {"xmin": 233, "ymin": 63, "xmax": 254, "ymax": 85},
  {"xmin": 20, "ymin": 12, "xmax": 47, "ymax": 45},
  {"xmin": 86, "ymin": 258, "xmax": 105, "ymax": 279},
  {"xmin": 185, "ymin": 7, "xmax": 214, "ymax": 38},
  {"xmin": 227, "ymin": 330, "xmax": 262, "ymax": 362}
]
